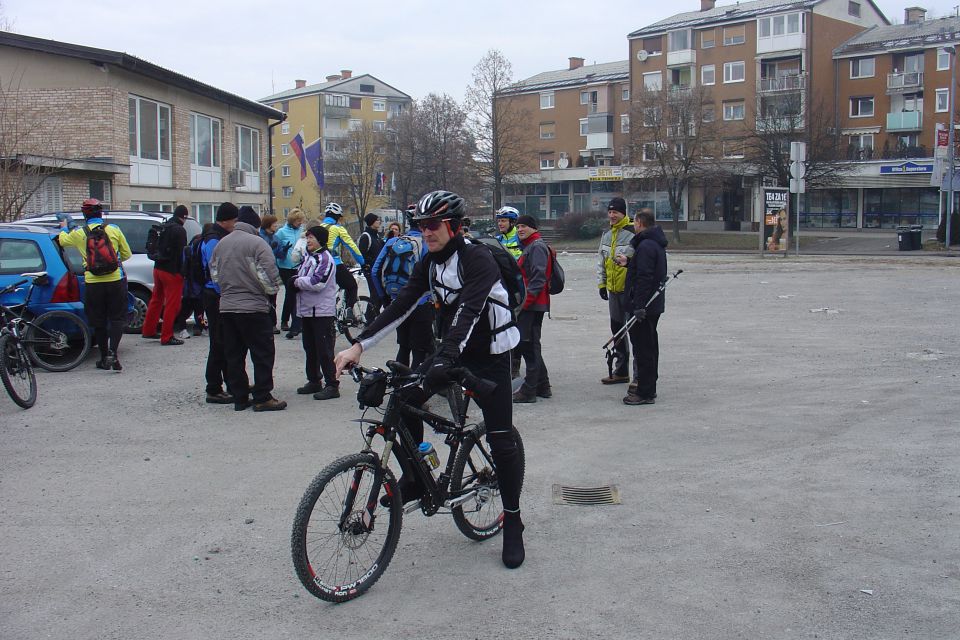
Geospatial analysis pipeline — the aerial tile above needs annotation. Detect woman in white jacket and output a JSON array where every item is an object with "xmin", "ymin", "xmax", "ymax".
[{"xmin": 294, "ymin": 226, "xmax": 340, "ymax": 401}]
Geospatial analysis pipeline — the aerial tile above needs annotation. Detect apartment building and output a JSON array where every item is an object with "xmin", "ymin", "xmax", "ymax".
[
  {"xmin": 0, "ymin": 32, "xmax": 283, "ymax": 223},
  {"xmin": 830, "ymin": 7, "xmax": 960, "ymax": 229},
  {"xmin": 497, "ymin": 58, "xmax": 630, "ymax": 218},
  {"xmin": 260, "ymin": 73, "xmax": 411, "ymax": 220}
]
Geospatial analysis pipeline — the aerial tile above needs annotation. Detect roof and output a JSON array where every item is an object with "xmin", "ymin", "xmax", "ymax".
[
  {"xmin": 628, "ymin": 0, "xmax": 888, "ymax": 37},
  {"xmin": 502, "ymin": 60, "xmax": 629, "ymax": 95},
  {"xmin": 0, "ymin": 31, "xmax": 284, "ymax": 120},
  {"xmin": 834, "ymin": 15, "xmax": 960, "ymax": 56},
  {"xmin": 260, "ymin": 74, "xmax": 411, "ymax": 103}
]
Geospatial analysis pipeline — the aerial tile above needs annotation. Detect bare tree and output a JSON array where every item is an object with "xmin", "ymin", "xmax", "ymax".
[
  {"xmin": 322, "ymin": 121, "xmax": 387, "ymax": 227},
  {"xmin": 383, "ymin": 107, "xmax": 419, "ymax": 210},
  {"xmin": 0, "ymin": 2, "xmax": 14, "ymax": 31},
  {"xmin": 465, "ymin": 49, "xmax": 532, "ymax": 211},
  {"xmin": 627, "ymin": 84, "xmax": 725, "ymax": 243}
]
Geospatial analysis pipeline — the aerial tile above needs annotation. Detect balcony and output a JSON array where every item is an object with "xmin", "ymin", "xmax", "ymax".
[
  {"xmin": 755, "ymin": 115, "xmax": 804, "ymax": 132},
  {"xmin": 666, "ymin": 49, "xmax": 696, "ymax": 67},
  {"xmin": 757, "ymin": 73, "xmax": 806, "ymax": 94},
  {"xmin": 886, "ymin": 111, "xmax": 922, "ymax": 132},
  {"xmin": 756, "ymin": 32, "xmax": 806, "ymax": 55},
  {"xmin": 586, "ymin": 132, "xmax": 614, "ymax": 150},
  {"xmin": 323, "ymin": 104, "xmax": 351, "ymax": 118},
  {"xmin": 887, "ymin": 71, "xmax": 923, "ymax": 93}
]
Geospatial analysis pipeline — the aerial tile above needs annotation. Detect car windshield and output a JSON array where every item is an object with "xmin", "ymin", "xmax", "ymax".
[{"xmin": 0, "ymin": 238, "xmax": 46, "ymax": 275}]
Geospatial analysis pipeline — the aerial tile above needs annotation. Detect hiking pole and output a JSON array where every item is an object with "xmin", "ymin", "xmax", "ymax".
[{"xmin": 602, "ymin": 270, "xmax": 683, "ymax": 377}]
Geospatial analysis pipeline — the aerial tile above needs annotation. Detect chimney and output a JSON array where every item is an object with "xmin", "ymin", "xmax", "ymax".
[
  {"xmin": 569, "ymin": 57, "xmax": 585, "ymax": 70},
  {"xmin": 701, "ymin": 0, "xmax": 716, "ymax": 10},
  {"xmin": 904, "ymin": 7, "xmax": 926, "ymax": 24},
  {"xmin": 340, "ymin": 69, "xmax": 352, "ymax": 79},
  {"xmin": 295, "ymin": 79, "xmax": 306, "ymax": 89},
  {"xmin": 326, "ymin": 74, "xmax": 342, "ymax": 82}
]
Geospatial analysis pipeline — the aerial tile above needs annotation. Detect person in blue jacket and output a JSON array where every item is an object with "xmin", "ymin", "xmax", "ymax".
[{"xmin": 273, "ymin": 209, "xmax": 305, "ymax": 335}]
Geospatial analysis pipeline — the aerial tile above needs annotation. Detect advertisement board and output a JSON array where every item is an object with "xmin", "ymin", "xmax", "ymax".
[{"xmin": 763, "ymin": 188, "xmax": 789, "ymax": 253}]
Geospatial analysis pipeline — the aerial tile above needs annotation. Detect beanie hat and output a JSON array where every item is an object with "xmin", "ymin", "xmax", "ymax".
[
  {"xmin": 516, "ymin": 214, "xmax": 539, "ymax": 230},
  {"xmin": 173, "ymin": 204, "xmax": 189, "ymax": 220},
  {"xmin": 305, "ymin": 225, "xmax": 329, "ymax": 247},
  {"xmin": 216, "ymin": 202, "xmax": 239, "ymax": 222},
  {"xmin": 237, "ymin": 205, "xmax": 261, "ymax": 229},
  {"xmin": 364, "ymin": 213, "xmax": 379, "ymax": 227},
  {"xmin": 607, "ymin": 197, "xmax": 627, "ymax": 214}
]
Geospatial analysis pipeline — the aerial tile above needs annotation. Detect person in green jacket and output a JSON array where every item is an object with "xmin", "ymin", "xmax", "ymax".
[
  {"xmin": 495, "ymin": 206, "xmax": 522, "ymax": 259},
  {"xmin": 596, "ymin": 197, "xmax": 635, "ymax": 384}
]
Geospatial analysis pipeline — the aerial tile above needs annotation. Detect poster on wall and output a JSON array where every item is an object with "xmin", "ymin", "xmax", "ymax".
[{"xmin": 763, "ymin": 188, "xmax": 789, "ymax": 253}]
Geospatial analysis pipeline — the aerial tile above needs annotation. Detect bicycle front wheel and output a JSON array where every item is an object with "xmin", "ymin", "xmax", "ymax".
[
  {"xmin": 25, "ymin": 310, "xmax": 91, "ymax": 372},
  {"xmin": 450, "ymin": 424, "xmax": 525, "ymax": 541},
  {"xmin": 291, "ymin": 452, "xmax": 402, "ymax": 603},
  {"xmin": 341, "ymin": 295, "xmax": 372, "ymax": 343},
  {"xmin": 1, "ymin": 334, "xmax": 37, "ymax": 409}
]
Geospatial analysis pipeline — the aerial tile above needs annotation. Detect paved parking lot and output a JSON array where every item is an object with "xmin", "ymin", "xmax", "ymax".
[{"xmin": 1, "ymin": 253, "xmax": 958, "ymax": 639}]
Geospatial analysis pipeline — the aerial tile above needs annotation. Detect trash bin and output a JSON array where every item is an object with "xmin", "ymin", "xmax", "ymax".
[
  {"xmin": 909, "ymin": 225, "xmax": 923, "ymax": 250},
  {"xmin": 897, "ymin": 226, "xmax": 912, "ymax": 251}
]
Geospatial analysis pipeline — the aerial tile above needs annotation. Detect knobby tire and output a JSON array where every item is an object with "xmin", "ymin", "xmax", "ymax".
[
  {"xmin": 0, "ymin": 334, "xmax": 37, "ymax": 409},
  {"xmin": 24, "ymin": 310, "xmax": 91, "ymax": 372}
]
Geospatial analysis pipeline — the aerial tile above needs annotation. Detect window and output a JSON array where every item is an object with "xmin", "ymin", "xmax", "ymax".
[
  {"xmin": 236, "ymin": 125, "xmax": 260, "ymax": 172},
  {"xmin": 848, "ymin": 1, "xmax": 860, "ymax": 17},
  {"xmin": 540, "ymin": 91, "xmax": 555, "ymax": 109},
  {"xmin": 579, "ymin": 118, "xmax": 588, "ymax": 136},
  {"xmin": 359, "ymin": 83, "xmax": 375, "ymax": 93},
  {"xmin": 539, "ymin": 122, "xmax": 556, "ymax": 139},
  {"xmin": 349, "ymin": 97, "xmax": 362, "ymax": 110},
  {"xmin": 325, "ymin": 140, "xmax": 339, "ymax": 153},
  {"xmin": 325, "ymin": 94, "xmax": 348, "ymax": 107},
  {"xmin": 850, "ymin": 96, "xmax": 874, "ymax": 117},
  {"xmin": 723, "ymin": 101, "xmax": 745, "ymax": 121},
  {"xmin": 128, "ymin": 95, "xmax": 171, "ymax": 161},
  {"xmin": 281, "ymin": 165, "xmax": 291, "ymax": 177},
  {"xmin": 89, "ymin": 179, "xmax": 111, "ymax": 205},
  {"xmin": 540, "ymin": 156, "xmax": 555, "ymax": 170},
  {"xmin": 622, "ymin": 86, "xmax": 630, "ymax": 101},
  {"xmin": 280, "ymin": 143, "xmax": 290, "ymax": 156},
  {"xmin": 758, "ymin": 13, "xmax": 805, "ymax": 38},
  {"xmin": 723, "ymin": 61, "xmax": 745, "ymax": 83},
  {"xmin": 389, "ymin": 103, "xmax": 404, "ymax": 117},
  {"xmin": 847, "ymin": 134, "xmax": 874, "ymax": 159},
  {"xmin": 580, "ymin": 91, "xmax": 589, "ymax": 105},
  {"xmin": 937, "ymin": 88, "xmax": 950, "ymax": 112},
  {"xmin": 192, "ymin": 203, "xmax": 217, "ymax": 225},
  {"xmin": 668, "ymin": 29, "xmax": 691, "ymax": 51},
  {"xmin": 938, "ymin": 48, "xmax": 952, "ymax": 71},
  {"xmin": 642, "ymin": 106, "xmax": 661, "ymax": 127},
  {"xmin": 373, "ymin": 99, "xmax": 386, "ymax": 111},
  {"xmin": 642, "ymin": 36, "xmax": 662, "ymax": 55},
  {"xmin": 722, "ymin": 140, "xmax": 744, "ymax": 158},
  {"xmin": 643, "ymin": 71, "xmax": 662, "ymax": 91},
  {"xmin": 723, "ymin": 25, "xmax": 745, "ymax": 46},
  {"xmin": 850, "ymin": 57, "xmax": 875, "ymax": 78},
  {"xmin": 373, "ymin": 120, "xmax": 387, "ymax": 132},
  {"xmin": 0, "ymin": 238, "xmax": 46, "ymax": 275},
  {"xmin": 189, "ymin": 113, "xmax": 221, "ymax": 168},
  {"xmin": 621, "ymin": 114, "xmax": 630, "ymax": 133},
  {"xmin": 701, "ymin": 64, "xmax": 715, "ymax": 86},
  {"xmin": 703, "ymin": 106, "xmax": 715, "ymax": 122},
  {"xmin": 282, "ymin": 186, "xmax": 294, "ymax": 198},
  {"xmin": 349, "ymin": 119, "xmax": 362, "ymax": 130},
  {"xmin": 280, "ymin": 122, "xmax": 290, "ymax": 135},
  {"xmin": 701, "ymin": 29, "xmax": 716, "ymax": 49}
]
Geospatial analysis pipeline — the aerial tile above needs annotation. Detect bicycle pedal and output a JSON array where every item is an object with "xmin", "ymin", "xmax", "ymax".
[{"xmin": 403, "ymin": 501, "xmax": 422, "ymax": 515}]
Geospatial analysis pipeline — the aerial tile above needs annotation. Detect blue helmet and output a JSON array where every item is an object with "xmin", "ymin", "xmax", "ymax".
[{"xmin": 495, "ymin": 206, "xmax": 519, "ymax": 221}]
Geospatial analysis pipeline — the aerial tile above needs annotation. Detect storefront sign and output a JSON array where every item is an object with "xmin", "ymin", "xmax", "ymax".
[
  {"xmin": 880, "ymin": 162, "xmax": 933, "ymax": 174},
  {"xmin": 763, "ymin": 188, "xmax": 789, "ymax": 253},
  {"xmin": 588, "ymin": 167, "xmax": 623, "ymax": 181}
]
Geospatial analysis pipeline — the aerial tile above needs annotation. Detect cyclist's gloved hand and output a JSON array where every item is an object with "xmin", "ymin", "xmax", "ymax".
[
  {"xmin": 423, "ymin": 353, "xmax": 457, "ymax": 393},
  {"xmin": 599, "ymin": 287, "xmax": 608, "ymax": 301},
  {"xmin": 633, "ymin": 307, "xmax": 647, "ymax": 322}
]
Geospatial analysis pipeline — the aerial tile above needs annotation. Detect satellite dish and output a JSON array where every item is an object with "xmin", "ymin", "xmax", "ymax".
[
  {"xmin": 557, "ymin": 157, "xmax": 569, "ymax": 169},
  {"xmin": 636, "ymin": 50, "xmax": 649, "ymax": 62}
]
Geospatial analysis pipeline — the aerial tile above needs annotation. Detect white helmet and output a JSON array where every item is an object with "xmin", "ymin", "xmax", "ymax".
[{"xmin": 324, "ymin": 202, "xmax": 343, "ymax": 218}]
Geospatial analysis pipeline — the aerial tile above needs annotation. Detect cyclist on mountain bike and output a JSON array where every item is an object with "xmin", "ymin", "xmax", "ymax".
[
  {"xmin": 334, "ymin": 190, "xmax": 526, "ymax": 569},
  {"xmin": 320, "ymin": 203, "xmax": 364, "ymax": 322}
]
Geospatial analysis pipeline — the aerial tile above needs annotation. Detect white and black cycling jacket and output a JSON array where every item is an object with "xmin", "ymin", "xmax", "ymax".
[{"xmin": 357, "ymin": 236, "xmax": 519, "ymax": 359}]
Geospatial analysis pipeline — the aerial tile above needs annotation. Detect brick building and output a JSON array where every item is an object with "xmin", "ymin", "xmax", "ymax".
[{"xmin": 0, "ymin": 32, "xmax": 283, "ymax": 223}]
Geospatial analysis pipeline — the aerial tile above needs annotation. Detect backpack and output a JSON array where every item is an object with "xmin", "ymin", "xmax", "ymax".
[
  {"xmin": 182, "ymin": 236, "xmax": 207, "ymax": 286},
  {"xmin": 547, "ymin": 244, "xmax": 565, "ymax": 295},
  {"xmin": 145, "ymin": 220, "xmax": 177, "ymax": 262},
  {"xmin": 82, "ymin": 224, "xmax": 119, "ymax": 276},
  {"xmin": 469, "ymin": 235, "xmax": 525, "ymax": 312},
  {"xmin": 380, "ymin": 235, "xmax": 422, "ymax": 299}
]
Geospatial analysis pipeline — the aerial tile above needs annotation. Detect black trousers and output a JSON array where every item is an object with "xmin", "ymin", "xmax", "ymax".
[
  {"xmin": 335, "ymin": 263, "xmax": 358, "ymax": 308},
  {"xmin": 628, "ymin": 313, "xmax": 660, "ymax": 399},
  {"xmin": 220, "ymin": 311, "xmax": 276, "ymax": 404},
  {"xmin": 517, "ymin": 310, "xmax": 549, "ymax": 392},
  {"xmin": 84, "ymin": 279, "xmax": 127, "ymax": 358},
  {"xmin": 202, "ymin": 289, "xmax": 228, "ymax": 395},
  {"xmin": 395, "ymin": 302, "xmax": 435, "ymax": 369},
  {"xmin": 279, "ymin": 268, "xmax": 300, "ymax": 331},
  {"xmin": 173, "ymin": 296, "xmax": 203, "ymax": 332},
  {"xmin": 301, "ymin": 316, "xmax": 337, "ymax": 388},
  {"xmin": 608, "ymin": 292, "xmax": 630, "ymax": 377},
  {"xmin": 361, "ymin": 268, "xmax": 383, "ymax": 323}
]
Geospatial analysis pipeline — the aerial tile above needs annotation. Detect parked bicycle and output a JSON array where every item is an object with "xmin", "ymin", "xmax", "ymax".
[
  {"xmin": 291, "ymin": 360, "xmax": 525, "ymax": 603},
  {"xmin": 0, "ymin": 272, "xmax": 91, "ymax": 372},
  {"xmin": 333, "ymin": 265, "xmax": 372, "ymax": 343}
]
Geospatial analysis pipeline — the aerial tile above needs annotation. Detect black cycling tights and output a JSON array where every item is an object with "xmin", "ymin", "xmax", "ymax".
[{"xmin": 335, "ymin": 263, "xmax": 358, "ymax": 308}]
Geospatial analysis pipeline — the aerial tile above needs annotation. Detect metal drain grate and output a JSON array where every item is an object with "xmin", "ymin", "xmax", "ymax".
[{"xmin": 552, "ymin": 484, "xmax": 621, "ymax": 506}]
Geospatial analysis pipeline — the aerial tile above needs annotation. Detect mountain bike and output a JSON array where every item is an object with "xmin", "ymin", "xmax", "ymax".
[
  {"xmin": 333, "ymin": 265, "xmax": 372, "ymax": 343},
  {"xmin": 291, "ymin": 360, "xmax": 525, "ymax": 603},
  {"xmin": 0, "ymin": 273, "xmax": 91, "ymax": 372}
]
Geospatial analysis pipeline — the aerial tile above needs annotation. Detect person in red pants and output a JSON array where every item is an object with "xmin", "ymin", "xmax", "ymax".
[{"xmin": 142, "ymin": 205, "xmax": 189, "ymax": 345}]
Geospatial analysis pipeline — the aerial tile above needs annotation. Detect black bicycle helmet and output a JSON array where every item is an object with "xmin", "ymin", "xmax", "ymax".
[{"xmin": 413, "ymin": 190, "xmax": 465, "ymax": 222}]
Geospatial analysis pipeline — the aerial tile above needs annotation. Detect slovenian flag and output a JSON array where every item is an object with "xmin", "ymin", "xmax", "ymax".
[
  {"xmin": 304, "ymin": 138, "xmax": 324, "ymax": 188},
  {"xmin": 290, "ymin": 130, "xmax": 307, "ymax": 180}
]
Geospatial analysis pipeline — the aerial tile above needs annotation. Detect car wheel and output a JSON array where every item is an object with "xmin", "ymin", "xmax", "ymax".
[{"xmin": 125, "ymin": 289, "xmax": 150, "ymax": 334}]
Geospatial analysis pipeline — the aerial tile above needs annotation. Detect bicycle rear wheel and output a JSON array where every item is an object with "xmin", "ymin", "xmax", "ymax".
[
  {"xmin": 291, "ymin": 452, "xmax": 402, "ymax": 603},
  {"xmin": 450, "ymin": 424, "xmax": 525, "ymax": 541},
  {"xmin": 24, "ymin": 310, "xmax": 91, "ymax": 372},
  {"xmin": 1, "ymin": 334, "xmax": 37, "ymax": 409},
  {"xmin": 341, "ymin": 295, "xmax": 372, "ymax": 343}
]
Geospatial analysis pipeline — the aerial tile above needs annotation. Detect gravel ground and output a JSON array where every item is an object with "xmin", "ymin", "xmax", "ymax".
[{"xmin": 1, "ymin": 253, "xmax": 958, "ymax": 640}]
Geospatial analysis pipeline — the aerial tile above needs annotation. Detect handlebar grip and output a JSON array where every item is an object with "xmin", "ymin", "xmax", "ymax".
[{"xmin": 385, "ymin": 360, "xmax": 413, "ymax": 376}]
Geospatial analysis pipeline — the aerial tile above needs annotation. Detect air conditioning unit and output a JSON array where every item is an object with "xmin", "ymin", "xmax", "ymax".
[{"xmin": 228, "ymin": 169, "xmax": 244, "ymax": 189}]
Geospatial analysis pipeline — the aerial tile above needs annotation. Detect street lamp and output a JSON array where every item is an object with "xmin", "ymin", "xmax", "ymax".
[{"xmin": 945, "ymin": 45, "xmax": 956, "ymax": 249}]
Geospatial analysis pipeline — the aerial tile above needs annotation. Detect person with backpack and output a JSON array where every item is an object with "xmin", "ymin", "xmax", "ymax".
[
  {"xmin": 173, "ymin": 225, "xmax": 209, "ymax": 340},
  {"xmin": 495, "ymin": 206, "xmax": 523, "ymax": 259},
  {"xmin": 335, "ymin": 190, "xmax": 526, "ymax": 570},
  {"xmin": 142, "ymin": 205, "xmax": 189, "ymax": 345},
  {"xmin": 57, "ymin": 198, "xmax": 132, "ymax": 371},
  {"xmin": 511, "ymin": 214, "xmax": 552, "ymax": 404},
  {"xmin": 292, "ymin": 225, "xmax": 340, "ymax": 401},
  {"xmin": 320, "ymin": 203, "xmax": 364, "ymax": 323},
  {"xmin": 357, "ymin": 212, "xmax": 385, "ymax": 322},
  {"xmin": 201, "ymin": 204, "xmax": 238, "ymax": 404},
  {"xmin": 371, "ymin": 205, "xmax": 434, "ymax": 369}
]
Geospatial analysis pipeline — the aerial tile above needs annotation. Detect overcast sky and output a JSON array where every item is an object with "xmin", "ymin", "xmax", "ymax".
[{"xmin": 4, "ymin": 0, "xmax": 955, "ymax": 105}]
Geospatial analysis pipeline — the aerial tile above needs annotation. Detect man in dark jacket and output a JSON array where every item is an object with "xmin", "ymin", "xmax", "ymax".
[
  {"xmin": 142, "ymin": 205, "xmax": 189, "ymax": 345},
  {"xmin": 619, "ymin": 209, "xmax": 668, "ymax": 405},
  {"xmin": 201, "ymin": 203, "xmax": 237, "ymax": 404},
  {"xmin": 512, "ymin": 214, "xmax": 552, "ymax": 403},
  {"xmin": 357, "ymin": 212, "xmax": 385, "ymax": 320}
]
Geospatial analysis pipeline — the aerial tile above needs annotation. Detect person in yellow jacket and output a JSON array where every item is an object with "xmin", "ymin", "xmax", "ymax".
[
  {"xmin": 320, "ymin": 202, "xmax": 364, "ymax": 322},
  {"xmin": 495, "ymin": 206, "xmax": 523, "ymax": 259},
  {"xmin": 57, "ymin": 198, "xmax": 132, "ymax": 371},
  {"xmin": 596, "ymin": 197, "xmax": 635, "ymax": 384}
]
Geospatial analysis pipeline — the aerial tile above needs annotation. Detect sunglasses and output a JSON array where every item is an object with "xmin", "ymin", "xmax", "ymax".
[{"xmin": 418, "ymin": 218, "xmax": 450, "ymax": 232}]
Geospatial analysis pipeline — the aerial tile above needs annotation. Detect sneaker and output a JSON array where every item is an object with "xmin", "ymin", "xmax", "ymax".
[
  {"xmin": 285, "ymin": 330, "xmax": 300, "ymax": 340},
  {"xmin": 192, "ymin": 325, "xmax": 204, "ymax": 337},
  {"xmin": 142, "ymin": 333, "xmax": 160, "ymax": 340},
  {"xmin": 111, "ymin": 356, "xmax": 122, "ymax": 371},
  {"xmin": 253, "ymin": 396, "xmax": 287, "ymax": 412},
  {"xmin": 536, "ymin": 385, "xmax": 552, "ymax": 399},
  {"xmin": 313, "ymin": 386, "xmax": 340, "ymax": 400},
  {"xmin": 280, "ymin": 323, "xmax": 290, "ymax": 332},
  {"xmin": 206, "ymin": 391, "xmax": 234, "ymax": 404},
  {"xmin": 628, "ymin": 381, "xmax": 638, "ymax": 396},
  {"xmin": 622, "ymin": 393, "xmax": 655, "ymax": 406},
  {"xmin": 102, "ymin": 351, "xmax": 117, "ymax": 370},
  {"xmin": 512, "ymin": 387, "xmax": 537, "ymax": 404},
  {"xmin": 95, "ymin": 358, "xmax": 110, "ymax": 370},
  {"xmin": 600, "ymin": 374, "xmax": 629, "ymax": 385},
  {"xmin": 297, "ymin": 382, "xmax": 324, "ymax": 395},
  {"xmin": 234, "ymin": 399, "xmax": 252, "ymax": 411},
  {"xmin": 177, "ymin": 329, "xmax": 191, "ymax": 340},
  {"xmin": 273, "ymin": 327, "xmax": 281, "ymax": 335},
  {"xmin": 162, "ymin": 337, "xmax": 185, "ymax": 346}
]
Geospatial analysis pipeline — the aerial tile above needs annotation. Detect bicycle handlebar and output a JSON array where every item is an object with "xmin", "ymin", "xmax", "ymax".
[
  {"xmin": 0, "ymin": 279, "xmax": 29, "ymax": 297},
  {"xmin": 348, "ymin": 361, "xmax": 496, "ymax": 399}
]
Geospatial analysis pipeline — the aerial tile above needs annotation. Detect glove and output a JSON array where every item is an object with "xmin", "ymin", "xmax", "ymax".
[
  {"xmin": 423, "ymin": 354, "xmax": 457, "ymax": 392},
  {"xmin": 632, "ymin": 307, "xmax": 647, "ymax": 322},
  {"xmin": 599, "ymin": 287, "xmax": 608, "ymax": 301}
]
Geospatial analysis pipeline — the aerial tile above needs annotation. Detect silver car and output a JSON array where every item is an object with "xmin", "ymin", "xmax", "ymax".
[{"xmin": 19, "ymin": 210, "xmax": 203, "ymax": 333}]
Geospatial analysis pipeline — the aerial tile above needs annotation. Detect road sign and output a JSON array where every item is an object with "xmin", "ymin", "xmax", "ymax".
[
  {"xmin": 790, "ymin": 161, "xmax": 806, "ymax": 180},
  {"xmin": 790, "ymin": 178, "xmax": 806, "ymax": 193},
  {"xmin": 790, "ymin": 141, "xmax": 806, "ymax": 162}
]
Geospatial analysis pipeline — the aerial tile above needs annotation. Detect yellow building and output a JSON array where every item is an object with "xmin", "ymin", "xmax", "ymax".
[{"xmin": 261, "ymin": 70, "xmax": 411, "ymax": 220}]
